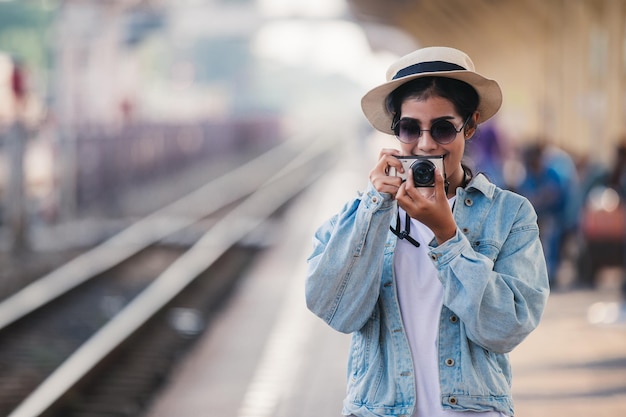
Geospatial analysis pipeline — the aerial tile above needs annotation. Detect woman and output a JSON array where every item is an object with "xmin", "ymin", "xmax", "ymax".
[{"xmin": 305, "ymin": 47, "xmax": 549, "ymax": 417}]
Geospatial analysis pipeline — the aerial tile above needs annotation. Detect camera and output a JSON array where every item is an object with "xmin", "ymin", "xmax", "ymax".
[{"xmin": 390, "ymin": 155, "xmax": 445, "ymax": 187}]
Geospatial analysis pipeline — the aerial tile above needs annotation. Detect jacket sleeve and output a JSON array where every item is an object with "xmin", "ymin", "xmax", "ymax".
[
  {"xmin": 431, "ymin": 196, "xmax": 550, "ymax": 353},
  {"xmin": 305, "ymin": 182, "xmax": 396, "ymax": 334}
]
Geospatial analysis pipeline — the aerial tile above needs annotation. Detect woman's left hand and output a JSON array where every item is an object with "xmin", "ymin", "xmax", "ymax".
[{"xmin": 396, "ymin": 168, "xmax": 457, "ymax": 244}]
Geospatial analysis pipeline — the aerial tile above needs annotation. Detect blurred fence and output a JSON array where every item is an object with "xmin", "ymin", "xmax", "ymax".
[
  {"xmin": 0, "ymin": 116, "xmax": 283, "ymax": 233},
  {"xmin": 73, "ymin": 117, "xmax": 282, "ymax": 211}
]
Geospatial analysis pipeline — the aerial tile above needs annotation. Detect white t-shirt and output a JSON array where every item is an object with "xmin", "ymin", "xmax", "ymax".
[{"xmin": 394, "ymin": 201, "xmax": 505, "ymax": 417}]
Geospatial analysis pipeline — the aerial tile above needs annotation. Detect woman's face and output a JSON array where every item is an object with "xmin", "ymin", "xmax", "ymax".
[{"xmin": 397, "ymin": 96, "xmax": 475, "ymax": 189}]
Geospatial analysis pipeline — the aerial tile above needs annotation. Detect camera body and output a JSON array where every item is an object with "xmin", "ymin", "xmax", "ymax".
[{"xmin": 390, "ymin": 155, "xmax": 446, "ymax": 187}]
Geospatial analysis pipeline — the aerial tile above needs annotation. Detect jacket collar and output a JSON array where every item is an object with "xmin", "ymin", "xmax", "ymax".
[{"xmin": 463, "ymin": 173, "xmax": 496, "ymax": 199}]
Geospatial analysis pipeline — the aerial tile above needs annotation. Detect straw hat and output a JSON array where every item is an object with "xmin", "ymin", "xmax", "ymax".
[{"xmin": 361, "ymin": 46, "xmax": 502, "ymax": 135}]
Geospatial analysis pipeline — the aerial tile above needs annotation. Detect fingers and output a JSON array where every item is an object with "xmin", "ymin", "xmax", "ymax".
[
  {"xmin": 369, "ymin": 148, "xmax": 403, "ymax": 195},
  {"xmin": 378, "ymin": 148, "xmax": 402, "ymax": 159},
  {"xmin": 432, "ymin": 167, "xmax": 447, "ymax": 201},
  {"xmin": 396, "ymin": 167, "xmax": 456, "ymax": 242},
  {"xmin": 379, "ymin": 148, "xmax": 403, "ymax": 174},
  {"xmin": 397, "ymin": 167, "xmax": 448, "ymax": 216}
]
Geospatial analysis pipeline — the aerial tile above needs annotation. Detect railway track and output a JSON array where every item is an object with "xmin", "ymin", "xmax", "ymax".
[{"xmin": 0, "ymin": 136, "xmax": 336, "ymax": 417}]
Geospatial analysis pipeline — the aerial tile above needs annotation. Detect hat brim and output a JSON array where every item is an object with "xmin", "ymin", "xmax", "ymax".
[{"xmin": 361, "ymin": 70, "xmax": 502, "ymax": 135}]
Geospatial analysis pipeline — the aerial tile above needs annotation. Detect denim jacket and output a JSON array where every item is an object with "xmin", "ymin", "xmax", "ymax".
[{"xmin": 305, "ymin": 174, "xmax": 549, "ymax": 417}]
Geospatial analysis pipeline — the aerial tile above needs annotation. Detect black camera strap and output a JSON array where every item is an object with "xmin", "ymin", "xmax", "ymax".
[{"xmin": 390, "ymin": 211, "xmax": 420, "ymax": 248}]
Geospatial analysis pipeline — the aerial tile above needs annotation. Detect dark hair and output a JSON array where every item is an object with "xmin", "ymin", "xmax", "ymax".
[{"xmin": 386, "ymin": 77, "xmax": 480, "ymax": 128}]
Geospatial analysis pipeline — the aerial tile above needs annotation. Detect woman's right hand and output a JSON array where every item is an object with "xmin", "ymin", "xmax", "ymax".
[{"xmin": 369, "ymin": 148, "xmax": 404, "ymax": 196}]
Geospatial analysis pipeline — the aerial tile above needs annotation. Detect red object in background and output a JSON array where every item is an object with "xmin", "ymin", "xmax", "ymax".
[
  {"xmin": 11, "ymin": 62, "xmax": 26, "ymax": 100},
  {"xmin": 581, "ymin": 204, "xmax": 626, "ymax": 241}
]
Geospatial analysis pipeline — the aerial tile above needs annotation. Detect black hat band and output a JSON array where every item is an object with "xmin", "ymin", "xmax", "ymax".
[{"xmin": 392, "ymin": 61, "xmax": 466, "ymax": 80}]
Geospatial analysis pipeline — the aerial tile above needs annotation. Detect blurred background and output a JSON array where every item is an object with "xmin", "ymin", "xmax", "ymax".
[
  {"xmin": 0, "ymin": 0, "xmax": 386, "ymax": 242},
  {"xmin": 1, "ymin": 0, "xmax": 626, "ymax": 416},
  {"xmin": 2, "ymin": 0, "xmax": 626, "ymax": 292}
]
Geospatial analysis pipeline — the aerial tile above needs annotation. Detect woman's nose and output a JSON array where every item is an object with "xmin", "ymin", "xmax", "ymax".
[{"xmin": 416, "ymin": 131, "xmax": 438, "ymax": 153}]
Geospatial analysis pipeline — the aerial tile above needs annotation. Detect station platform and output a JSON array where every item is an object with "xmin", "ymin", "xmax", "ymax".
[{"xmin": 143, "ymin": 163, "xmax": 626, "ymax": 417}]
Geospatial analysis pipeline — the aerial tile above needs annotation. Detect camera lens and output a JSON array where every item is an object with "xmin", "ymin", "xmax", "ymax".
[{"xmin": 411, "ymin": 160, "xmax": 436, "ymax": 187}]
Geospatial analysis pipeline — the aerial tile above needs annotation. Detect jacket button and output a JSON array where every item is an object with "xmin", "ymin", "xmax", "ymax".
[
  {"xmin": 372, "ymin": 197, "xmax": 378, "ymax": 203},
  {"xmin": 450, "ymin": 315, "xmax": 458, "ymax": 323},
  {"xmin": 449, "ymin": 397, "xmax": 458, "ymax": 405},
  {"xmin": 464, "ymin": 198, "xmax": 473, "ymax": 206},
  {"xmin": 462, "ymin": 227, "xmax": 469, "ymax": 234},
  {"xmin": 445, "ymin": 358, "xmax": 455, "ymax": 366}
]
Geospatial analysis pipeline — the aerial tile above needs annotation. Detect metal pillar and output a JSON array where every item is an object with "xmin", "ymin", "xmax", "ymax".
[{"xmin": 4, "ymin": 121, "xmax": 29, "ymax": 253}]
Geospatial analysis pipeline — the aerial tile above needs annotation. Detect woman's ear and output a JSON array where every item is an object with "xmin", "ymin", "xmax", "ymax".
[{"xmin": 464, "ymin": 111, "xmax": 480, "ymax": 139}]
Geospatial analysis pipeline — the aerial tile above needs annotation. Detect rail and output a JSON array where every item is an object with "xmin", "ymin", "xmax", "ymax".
[
  {"xmin": 5, "ymin": 134, "xmax": 336, "ymax": 417},
  {"xmin": 0, "ymin": 135, "xmax": 330, "ymax": 331}
]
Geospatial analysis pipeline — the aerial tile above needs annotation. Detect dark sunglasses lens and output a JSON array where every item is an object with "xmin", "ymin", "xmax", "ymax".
[
  {"xmin": 396, "ymin": 120, "xmax": 421, "ymax": 143},
  {"xmin": 395, "ymin": 119, "xmax": 460, "ymax": 144},
  {"xmin": 430, "ymin": 121, "xmax": 457, "ymax": 144}
]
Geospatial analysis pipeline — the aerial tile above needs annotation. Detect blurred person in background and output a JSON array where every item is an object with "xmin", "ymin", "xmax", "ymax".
[
  {"xmin": 306, "ymin": 47, "xmax": 549, "ymax": 417},
  {"xmin": 10, "ymin": 58, "xmax": 27, "ymax": 113},
  {"xmin": 3, "ymin": 56, "xmax": 31, "ymax": 251},
  {"xmin": 544, "ymin": 144, "xmax": 580, "ymax": 242},
  {"xmin": 606, "ymin": 141, "xmax": 626, "ymax": 196},
  {"xmin": 515, "ymin": 142, "xmax": 578, "ymax": 287},
  {"xmin": 465, "ymin": 122, "xmax": 507, "ymax": 187},
  {"xmin": 576, "ymin": 141, "xmax": 626, "ymax": 294},
  {"xmin": 606, "ymin": 142, "xmax": 626, "ymax": 297}
]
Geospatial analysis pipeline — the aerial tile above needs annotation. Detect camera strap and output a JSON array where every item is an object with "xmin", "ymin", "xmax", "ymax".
[
  {"xmin": 391, "ymin": 166, "xmax": 471, "ymax": 247},
  {"xmin": 390, "ymin": 211, "xmax": 420, "ymax": 248}
]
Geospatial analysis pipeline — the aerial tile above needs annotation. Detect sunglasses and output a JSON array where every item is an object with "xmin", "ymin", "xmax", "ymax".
[{"xmin": 391, "ymin": 115, "xmax": 471, "ymax": 145}]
